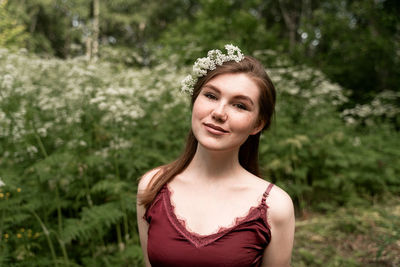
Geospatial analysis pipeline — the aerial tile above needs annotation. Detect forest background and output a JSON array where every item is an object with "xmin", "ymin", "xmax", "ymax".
[{"xmin": 0, "ymin": 0, "xmax": 399, "ymax": 266}]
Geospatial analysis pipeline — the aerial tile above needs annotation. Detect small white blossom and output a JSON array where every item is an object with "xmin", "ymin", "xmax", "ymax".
[
  {"xmin": 352, "ymin": 137, "xmax": 361, "ymax": 146},
  {"xmin": 2, "ymin": 74, "xmax": 14, "ymax": 89},
  {"xmin": 27, "ymin": 145, "xmax": 38, "ymax": 155},
  {"xmin": 109, "ymin": 105, "xmax": 117, "ymax": 112},
  {"xmin": 181, "ymin": 75, "xmax": 196, "ymax": 94},
  {"xmin": 287, "ymin": 87, "xmax": 300, "ymax": 95},
  {"xmin": 0, "ymin": 178, "xmax": 5, "ymax": 187},
  {"xmin": 225, "ymin": 44, "xmax": 244, "ymax": 62},
  {"xmin": 37, "ymin": 128, "xmax": 47, "ymax": 137},
  {"xmin": 98, "ymin": 102, "xmax": 108, "ymax": 110},
  {"xmin": 193, "ymin": 57, "xmax": 216, "ymax": 76},
  {"xmin": 344, "ymin": 116, "xmax": 356, "ymax": 125},
  {"xmin": 207, "ymin": 50, "xmax": 224, "ymax": 65},
  {"xmin": 181, "ymin": 44, "xmax": 245, "ymax": 95}
]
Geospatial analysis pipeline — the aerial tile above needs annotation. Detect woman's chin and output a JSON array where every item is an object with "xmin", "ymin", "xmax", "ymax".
[{"xmin": 197, "ymin": 140, "xmax": 239, "ymax": 153}]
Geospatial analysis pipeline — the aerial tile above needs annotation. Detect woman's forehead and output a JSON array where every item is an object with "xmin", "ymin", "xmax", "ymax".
[{"xmin": 203, "ymin": 73, "xmax": 260, "ymax": 100}]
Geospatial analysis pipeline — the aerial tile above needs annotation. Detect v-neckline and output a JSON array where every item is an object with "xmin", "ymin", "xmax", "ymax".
[{"xmin": 162, "ymin": 183, "xmax": 269, "ymax": 248}]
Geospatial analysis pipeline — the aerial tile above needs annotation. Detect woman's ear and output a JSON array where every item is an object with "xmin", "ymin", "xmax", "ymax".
[{"xmin": 250, "ymin": 119, "xmax": 266, "ymax": 135}]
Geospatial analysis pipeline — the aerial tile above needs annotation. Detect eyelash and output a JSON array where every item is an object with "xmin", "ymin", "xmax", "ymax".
[
  {"xmin": 234, "ymin": 103, "xmax": 248, "ymax": 110},
  {"xmin": 203, "ymin": 92, "xmax": 248, "ymax": 111},
  {"xmin": 204, "ymin": 92, "xmax": 217, "ymax": 100}
]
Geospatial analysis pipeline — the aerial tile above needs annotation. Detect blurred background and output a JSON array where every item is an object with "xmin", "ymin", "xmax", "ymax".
[{"xmin": 0, "ymin": 0, "xmax": 399, "ymax": 266}]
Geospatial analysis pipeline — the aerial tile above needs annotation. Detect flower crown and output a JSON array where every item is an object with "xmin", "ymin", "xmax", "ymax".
[{"xmin": 181, "ymin": 44, "xmax": 245, "ymax": 95}]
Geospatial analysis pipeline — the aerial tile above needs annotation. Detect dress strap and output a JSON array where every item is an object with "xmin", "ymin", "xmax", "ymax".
[{"xmin": 261, "ymin": 183, "xmax": 274, "ymax": 204}]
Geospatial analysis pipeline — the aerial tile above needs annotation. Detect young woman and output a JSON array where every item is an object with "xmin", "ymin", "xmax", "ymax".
[{"xmin": 136, "ymin": 45, "xmax": 295, "ymax": 267}]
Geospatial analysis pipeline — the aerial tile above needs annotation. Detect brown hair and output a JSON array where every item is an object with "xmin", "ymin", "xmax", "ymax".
[{"xmin": 138, "ymin": 56, "xmax": 276, "ymax": 209}]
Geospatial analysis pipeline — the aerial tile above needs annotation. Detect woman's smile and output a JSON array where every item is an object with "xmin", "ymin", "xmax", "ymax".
[
  {"xmin": 191, "ymin": 73, "xmax": 263, "ymax": 151},
  {"xmin": 203, "ymin": 123, "xmax": 229, "ymax": 135}
]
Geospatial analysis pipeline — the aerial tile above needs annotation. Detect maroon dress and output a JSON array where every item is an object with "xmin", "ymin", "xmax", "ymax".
[{"xmin": 144, "ymin": 183, "xmax": 274, "ymax": 267}]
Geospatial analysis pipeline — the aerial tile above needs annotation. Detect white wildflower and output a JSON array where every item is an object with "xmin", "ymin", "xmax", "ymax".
[
  {"xmin": 106, "ymin": 87, "xmax": 119, "ymax": 96},
  {"xmin": 344, "ymin": 116, "xmax": 356, "ymax": 125},
  {"xmin": 207, "ymin": 49, "xmax": 224, "ymax": 65},
  {"xmin": 98, "ymin": 102, "xmax": 108, "ymax": 110},
  {"xmin": 0, "ymin": 178, "xmax": 5, "ymax": 187},
  {"xmin": 2, "ymin": 74, "xmax": 14, "ymax": 89},
  {"xmin": 109, "ymin": 105, "xmax": 117, "ymax": 112},
  {"xmin": 287, "ymin": 87, "xmax": 300, "ymax": 95},
  {"xmin": 181, "ymin": 75, "xmax": 196, "ymax": 94},
  {"xmin": 27, "ymin": 145, "xmax": 38, "ymax": 155},
  {"xmin": 224, "ymin": 44, "xmax": 244, "ymax": 62},
  {"xmin": 352, "ymin": 137, "xmax": 361, "ymax": 146},
  {"xmin": 37, "ymin": 128, "xmax": 47, "ymax": 137},
  {"xmin": 181, "ymin": 44, "xmax": 245, "ymax": 95},
  {"xmin": 115, "ymin": 99, "xmax": 124, "ymax": 108},
  {"xmin": 193, "ymin": 57, "xmax": 215, "ymax": 76},
  {"xmin": 129, "ymin": 110, "xmax": 140, "ymax": 119}
]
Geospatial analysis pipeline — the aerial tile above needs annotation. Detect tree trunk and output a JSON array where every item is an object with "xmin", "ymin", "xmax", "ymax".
[
  {"xmin": 91, "ymin": 0, "xmax": 99, "ymax": 62},
  {"xmin": 278, "ymin": 0, "xmax": 298, "ymax": 53},
  {"xmin": 86, "ymin": 37, "xmax": 92, "ymax": 61}
]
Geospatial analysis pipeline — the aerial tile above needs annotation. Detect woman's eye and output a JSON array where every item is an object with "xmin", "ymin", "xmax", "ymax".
[
  {"xmin": 204, "ymin": 93, "xmax": 217, "ymax": 100},
  {"xmin": 234, "ymin": 103, "xmax": 248, "ymax": 110}
]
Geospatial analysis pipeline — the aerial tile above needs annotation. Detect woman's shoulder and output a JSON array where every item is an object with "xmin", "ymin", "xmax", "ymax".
[
  {"xmin": 138, "ymin": 167, "xmax": 163, "ymax": 192},
  {"xmin": 246, "ymin": 174, "xmax": 294, "ymax": 223},
  {"xmin": 266, "ymin": 183, "xmax": 294, "ymax": 225}
]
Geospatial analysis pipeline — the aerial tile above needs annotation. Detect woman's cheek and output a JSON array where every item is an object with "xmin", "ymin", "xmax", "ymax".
[{"xmin": 231, "ymin": 112, "xmax": 257, "ymax": 132}]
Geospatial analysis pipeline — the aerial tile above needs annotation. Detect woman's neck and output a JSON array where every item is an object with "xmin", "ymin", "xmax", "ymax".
[{"xmin": 184, "ymin": 143, "xmax": 243, "ymax": 185}]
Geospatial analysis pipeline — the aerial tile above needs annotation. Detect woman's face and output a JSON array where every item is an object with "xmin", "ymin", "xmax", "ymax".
[{"xmin": 191, "ymin": 73, "xmax": 264, "ymax": 152}]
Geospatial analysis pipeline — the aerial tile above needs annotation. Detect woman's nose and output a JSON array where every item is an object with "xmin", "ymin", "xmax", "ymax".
[{"xmin": 211, "ymin": 103, "xmax": 227, "ymax": 122}]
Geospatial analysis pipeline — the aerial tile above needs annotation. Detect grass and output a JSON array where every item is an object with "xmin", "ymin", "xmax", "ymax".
[{"xmin": 293, "ymin": 196, "xmax": 400, "ymax": 266}]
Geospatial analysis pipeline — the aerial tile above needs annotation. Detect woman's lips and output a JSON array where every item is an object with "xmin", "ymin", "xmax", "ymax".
[{"xmin": 203, "ymin": 123, "xmax": 229, "ymax": 135}]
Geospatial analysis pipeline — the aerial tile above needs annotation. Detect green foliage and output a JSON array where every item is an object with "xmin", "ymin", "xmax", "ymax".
[
  {"xmin": 155, "ymin": 0, "xmax": 274, "ymax": 64},
  {"xmin": 293, "ymin": 197, "xmax": 400, "ymax": 266},
  {"xmin": 0, "ymin": 48, "xmax": 399, "ymax": 265},
  {"xmin": 295, "ymin": 0, "xmax": 400, "ymax": 103},
  {"xmin": 259, "ymin": 66, "xmax": 400, "ymax": 213},
  {"xmin": 0, "ymin": 48, "xmax": 190, "ymax": 265},
  {"xmin": 62, "ymin": 203, "xmax": 124, "ymax": 243},
  {"xmin": 5, "ymin": 0, "xmax": 400, "ymax": 108},
  {"xmin": 0, "ymin": 0, "xmax": 28, "ymax": 49}
]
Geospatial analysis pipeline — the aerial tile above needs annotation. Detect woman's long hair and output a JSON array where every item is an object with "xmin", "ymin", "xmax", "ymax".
[{"xmin": 138, "ymin": 56, "xmax": 276, "ymax": 209}]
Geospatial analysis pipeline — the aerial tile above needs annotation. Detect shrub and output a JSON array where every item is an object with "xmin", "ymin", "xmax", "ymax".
[{"xmin": 0, "ymin": 49, "xmax": 398, "ymax": 264}]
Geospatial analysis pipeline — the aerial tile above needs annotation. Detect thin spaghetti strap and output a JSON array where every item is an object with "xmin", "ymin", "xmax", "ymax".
[{"xmin": 261, "ymin": 183, "xmax": 274, "ymax": 204}]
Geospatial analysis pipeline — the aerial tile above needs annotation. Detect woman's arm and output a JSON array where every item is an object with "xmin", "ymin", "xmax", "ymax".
[
  {"xmin": 261, "ymin": 186, "xmax": 295, "ymax": 267},
  {"xmin": 137, "ymin": 169, "xmax": 159, "ymax": 267}
]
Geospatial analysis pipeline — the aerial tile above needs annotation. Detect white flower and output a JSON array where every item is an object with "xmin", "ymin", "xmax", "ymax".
[
  {"xmin": 27, "ymin": 145, "xmax": 38, "ymax": 154},
  {"xmin": 352, "ymin": 137, "xmax": 361, "ymax": 146},
  {"xmin": 37, "ymin": 128, "xmax": 47, "ymax": 137},
  {"xmin": 98, "ymin": 102, "xmax": 108, "ymax": 110},
  {"xmin": 0, "ymin": 178, "xmax": 5, "ymax": 187},
  {"xmin": 344, "ymin": 116, "xmax": 356, "ymax": 125},
  {"xmin": 181, "ymin": 44, "xmax": 245, "ymax": 95},
  {"xmin": 287, "ymin": 87, "xmax": 300, "ymax": 95},
  {"xmin": 207, "ymin": 49, "xmax": 224, "ymax": 65},
  {"xmin": 109, "ymin": 105, "xmax": 117, "ymax": 112},
  {"xmin": 181, "ymin": 75, "xmax": 196, "ymax": 94},
  {"xmin": 225, "ymin": 44, "xmax": 244, "ymax": 62}
]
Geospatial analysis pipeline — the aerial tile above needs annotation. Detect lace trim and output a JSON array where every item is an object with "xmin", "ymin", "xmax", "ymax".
[
  {"xmin": 163, "ymin": 184, "xmax": 271, "ymax": 248},
  {"xmin": 143, "ymin": 186, "xmax": 164, "ymax": 222}
]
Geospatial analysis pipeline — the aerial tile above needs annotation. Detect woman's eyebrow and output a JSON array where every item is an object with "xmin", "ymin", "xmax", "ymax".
[
  {"xmin": 234, "ymin": 95, "xmax": 254, "ymax": 106},
  {"xmin": 203, "ymin": 84, "xmax": 221, "ymax": 93},
  {"xmin": 203, "ymin": 84, "xmax": 255, "ymax": 106}
]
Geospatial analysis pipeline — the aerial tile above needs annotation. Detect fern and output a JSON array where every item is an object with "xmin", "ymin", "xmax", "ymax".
[
  {"xmin": 61, "ymin": 202, "xmax": 124, "ymax": 243},
  {"xmin": 91, "ymin": 179, "xmax": 129, "ymax": 195}
]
